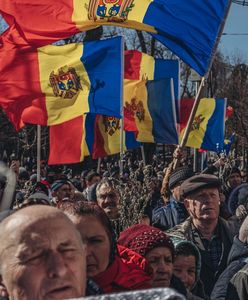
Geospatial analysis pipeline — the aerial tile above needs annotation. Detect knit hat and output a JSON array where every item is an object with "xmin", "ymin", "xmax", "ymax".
[
  {"xmin": 51, "ymin": 179, "xmax": 70, "ymax": 192},
  {"xmin": 169, "ymin": 166, "xmax": 194, "ymax": 190},
  {"xmin": 179, "ymin": 174, "xmax": 221, "ymax": 198},
  {"xmin": 118, "ymin": 224, "xmax": 174, "ymax": 257}
]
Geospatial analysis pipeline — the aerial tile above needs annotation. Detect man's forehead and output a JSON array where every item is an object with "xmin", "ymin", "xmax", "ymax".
[
  {"xmin": 1, "ymin": 214, "xmax": 79, "ymax": 251},
  {"xmin": 99, "ymin": 184, "xmax": 116, "ymax": 192},
  {"xmin": 188, "ymin": 187, "xmax": 219, "ymax": 197}
]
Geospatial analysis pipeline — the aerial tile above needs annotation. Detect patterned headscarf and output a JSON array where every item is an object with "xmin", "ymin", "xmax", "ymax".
[{"xmin": 118, "ymin": 224, "xmax": 174, "ymax": 257}]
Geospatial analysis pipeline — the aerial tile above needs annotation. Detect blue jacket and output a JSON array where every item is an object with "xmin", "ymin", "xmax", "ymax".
[{"xmin": 152, "ymin": 196, "xmax": 188, "ymax": 230}]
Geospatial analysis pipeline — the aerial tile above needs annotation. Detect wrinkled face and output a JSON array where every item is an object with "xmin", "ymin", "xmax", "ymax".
[
  {"xmin": 97, "ymin": 184, "xmax": 120, "ymax": 220},
  {"xmin": 184, "ymin": 187, "xmax": 220, "ymax": 222},
  {"xmin": 145, "ymin": 247, "xmax": 173, "ymax": 288},
  {"xmin": 1, "ymin": 216, "xmax": 86, "ymax": 300},
  {"xmin": 70, "ymin": 215, "xmax": 111, "ymax": 278},
  {"xmin": 228, "ymin": 173, "xmax": 242, "ymax": 189},
  {"xmin": 173, "ymin": 255, "xmax": 196, "ymax": 291},
  {"xmin": 55, "ymin": 184, "xmax": 72, "ymax": 202}
]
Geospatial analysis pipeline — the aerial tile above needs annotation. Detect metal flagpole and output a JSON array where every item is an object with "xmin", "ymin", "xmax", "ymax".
[
  {"xmin": 97, "ymin": 157, "xmax": 102, "ymax": 174},
  {"xmin": 119, "ymin": 37, "xmax": 124, "ymax": 177},
  {"xmin": 37, "ymin": 125, "xmax": 41, "ymax": 182},
  {"xmin": 140, "ymin": 145, "xmax": 146, "ymax": 166}
]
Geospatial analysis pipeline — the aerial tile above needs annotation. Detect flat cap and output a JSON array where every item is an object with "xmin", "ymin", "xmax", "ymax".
[{"xmin": 180, "ymin": 174, "xmax": 221, "ymax": 198}]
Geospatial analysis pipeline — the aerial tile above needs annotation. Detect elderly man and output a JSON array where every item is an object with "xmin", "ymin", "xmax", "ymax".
[
  {"xmin": 0, "ymin": 205, "xmax": 86, "ymax": 300},
  {"xmin": 96, "ymin": 178, "xmax": 120, "ymax": 220},
  {"xmin": 168, "ymin": 174, "xmax": 239, "ymax": 297}
]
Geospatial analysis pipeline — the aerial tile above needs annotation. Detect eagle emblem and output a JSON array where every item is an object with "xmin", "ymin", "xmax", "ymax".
[
  {"xmin": 49, "ymin": 66, "xmax": 82, "ymax": 99},
  {"xmin": 125, "ymin": 97, "xmax": 145, "ymax": 122},
  {"xmin": 88, "ymin": 0, "xmax": 135, "ymax": 22},
  {"xmin": 191, "ymin": 114, "xmax": 205, "ymax": 130},
  {"xmin": 102, "ymin": 116, "xmax": 120, "ymax": 136}
]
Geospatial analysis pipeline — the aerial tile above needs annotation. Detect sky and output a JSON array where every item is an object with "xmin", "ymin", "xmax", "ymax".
[{"xmin": 219, "ymin": 3, "xmax": 248, "ymax": 61}]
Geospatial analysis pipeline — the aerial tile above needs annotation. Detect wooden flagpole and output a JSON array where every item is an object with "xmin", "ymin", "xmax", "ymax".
[
  {"xmin": 37, "ymin": 125, "xmax": 41, "ymax": 182},
  {"xmin": 161, "ymin": 1, "xmax": 233, "ymax": 197}
]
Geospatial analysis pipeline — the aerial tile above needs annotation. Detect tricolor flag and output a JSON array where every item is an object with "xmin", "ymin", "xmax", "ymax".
[
  {"xmin": 85, "ymin": 114, "xmax": 140, "ymax": 159},
  {"xmin": 125, "ymin": 50, "xmax": 180, "ymax": 120},
  {"xmin": 49, "ymin": 114, "xmax": 140, "ymax": 164},
  {"xmin": 180, "ymin": 98, "xmax": 226, "ymax": 152},
  {"xmin": 1, "ymin": 1, "xmax": 231, "ymax": 75},
  {"xmin": 0, "ymin": 14, "xmax": 123, "ymax": 130},
  {"xmin": 124, "ymin": 77, "xmax": 178, "ymax": 145}
]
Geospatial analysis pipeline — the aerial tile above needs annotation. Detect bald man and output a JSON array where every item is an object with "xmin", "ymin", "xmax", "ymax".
[{"xmin": 0, "ymin": 205, "xmax": 86, "ymax": 300}]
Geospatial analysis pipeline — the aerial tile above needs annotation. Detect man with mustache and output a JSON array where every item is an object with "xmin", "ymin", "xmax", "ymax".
[
  {"xmin": 168, "ymin": 174, "xmax": 239, "ymax": 297},
  {"xmin": 96, "ymin": 178, "xmax": 120, "ymax": 220},
  {"xmin": 0, "ymin": 205, "xmax": 86, "ymax": 300}
]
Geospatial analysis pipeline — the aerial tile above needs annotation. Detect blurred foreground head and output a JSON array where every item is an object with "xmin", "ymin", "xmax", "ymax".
[{"xmin": 0, "ymin": 205, "xmax": 86, "ymax": 300}]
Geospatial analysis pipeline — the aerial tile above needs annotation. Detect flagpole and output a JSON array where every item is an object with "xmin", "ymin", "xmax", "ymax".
[
  {"xmin": 140, "ymin": 145, "xmax": 146, "ymax": 166},
  {"xmin": 173, "ymin": 1, "xmax": 232, "ymax": 169},
  {"xmin": 37, "ymin": 125, "xmax": 41, "ymax": 182},
  {"xmin": 97, "ymin": 157, "xmax": 101, "ymax": 174},
  {"xmin": 119, "ymin": 36, "xmax": 124, "ymax": 177},
  {"xmin": 119, "ymin": 118, "xmax": 124, "ymax": 176}
]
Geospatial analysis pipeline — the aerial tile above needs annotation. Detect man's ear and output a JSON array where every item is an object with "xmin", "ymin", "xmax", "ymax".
[{"xmin": 0, "ymin": 275, "xmax": 9, "ymax": 298}]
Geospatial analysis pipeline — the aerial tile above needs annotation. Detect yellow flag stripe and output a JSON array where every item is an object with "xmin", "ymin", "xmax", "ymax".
[
  {"xmin": 184, "ymin": 98, "xmax": 216, "ymax": 149},
  {"xmin": 38, "ymin": 43, "xmax": 91, "ymax": 125}
]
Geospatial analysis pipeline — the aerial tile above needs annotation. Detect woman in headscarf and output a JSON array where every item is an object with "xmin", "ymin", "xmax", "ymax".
[
  {"xmin": 58, "ymin": 201, "xmax": 151, "ymax": 295},
  {"xmin": 118, "ymin": 224, "xmax": 187, "ymax": 297},
  {"xmin": 172, "ymin": 239, "xmax": 206, "ymax": 299}
]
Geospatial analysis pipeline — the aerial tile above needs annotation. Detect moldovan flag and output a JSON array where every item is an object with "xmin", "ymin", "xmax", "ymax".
[
  {"xmin": 0, "ymin": 15, "xmax": 123, "ymax": 130},
  {"xmin": 49, "ymin": 114, "xmax": 140, "ymax": 164},
  {"xmin": 180, "ymin": 98, "xmax": 226, "ymax": 152},
  {"xmin": 85, "ymin": 114, "xmax": 140, "ymax": 159},
  {"xmin": 124, "ymin": 77, "xmax": 178, "ymax": 145},
  {"xmin": 1, "ymin": 1, "xmax": 231, "ymax": 76},
  {"xmin": 124, "ymin": 50, "xmax": 180, "ymax": 121}
]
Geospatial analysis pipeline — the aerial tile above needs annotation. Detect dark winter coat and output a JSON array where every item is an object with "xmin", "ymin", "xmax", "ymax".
[{"xmin": 211, "ymin": 236, "xmax": 248, "ymax": 300}]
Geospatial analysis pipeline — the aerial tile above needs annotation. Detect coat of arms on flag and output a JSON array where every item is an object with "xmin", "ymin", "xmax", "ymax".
[
  {"xmin": 88, "ymin": 0, "xmax": 135, "ymax": 22},
  {"xmin": 49, "ymin": 66, "xmax": 84, "ymax": 99}
]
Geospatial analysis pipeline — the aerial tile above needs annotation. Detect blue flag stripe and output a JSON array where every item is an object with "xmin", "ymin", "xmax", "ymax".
[
  {"xmin": 201, "ymin": 98, "xmax": 226, "ymax": 151},
  {"xmin": 147, "ymin": 78, "xmax": 178, "ymax": 144},
  {"xmin": 81, "ymin": 36, "xmax": 122, "ymax": 118}
]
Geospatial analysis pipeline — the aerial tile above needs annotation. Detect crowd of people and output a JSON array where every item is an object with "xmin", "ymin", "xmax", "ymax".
[{"xmin": 0, "ymin": 150, "xmax": 248, "ymax": 300}]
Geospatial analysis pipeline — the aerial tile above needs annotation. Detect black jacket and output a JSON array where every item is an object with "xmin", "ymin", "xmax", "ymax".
[{"xmin": 210, "ymin": 236, "xmax": 248, "ymax": 300}]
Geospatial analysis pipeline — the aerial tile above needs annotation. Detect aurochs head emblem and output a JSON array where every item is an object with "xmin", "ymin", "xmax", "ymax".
[
  {"xmin": 49, "ymin": 66, "xmax": 82, "ymax": 99},
  {"xmin": 87, "ymin": 0, "xmax": 135, "ymax": 22},
  {"xmin": 124, "ymin": 97, "xmax": 145, "ymax": 122},
  {"xmin": 192, "ymin": 114, "xmax": 205, "ymax": 130},
  {"xmin": 102, "ymin": 116, "xmax": 120, "ymax": 136}
]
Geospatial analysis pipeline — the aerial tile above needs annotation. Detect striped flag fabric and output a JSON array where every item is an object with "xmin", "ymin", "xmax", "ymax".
[
  {"xmin": 0, "ymin": 14, "xmax": 123, "ymax": 130},
  {"xmin": 1, "ymin": 1, "xmax": 231, "ymax": 75}
]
